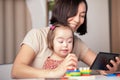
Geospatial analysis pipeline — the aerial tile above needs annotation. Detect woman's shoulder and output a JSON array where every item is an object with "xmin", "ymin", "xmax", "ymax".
[
  {"xmin": 22, "ymin": 27, "xmax": 50, "ymax": 54},
  {"xmin": 73, "ymin": 33, "xmax": 89, "ymax": 60},
  {"xmin": 23, "ymin": 27, "xmax": 50, "ymax": 43},
  {"xmin": 74, "ymin": 33, "xmax": 82, "ymax": 41},
  {"xmin": 74, "ymin": 33, "xmax": 88, "ymax": 46},
  {"xmin": 29, "ymin": 27, "xmax": 50, "ymax": 33},
  {"xmin": 27, "ymin": 27, "xmax": 50, "ymax": 36}
]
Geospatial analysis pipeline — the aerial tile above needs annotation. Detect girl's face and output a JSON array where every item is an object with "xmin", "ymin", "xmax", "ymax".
[
  {"xmin": 67, "ymin": 2, "xmax": 86, "ymax": 32},
  {"xmin": 53, "ymin": 27, "xmax": 73, "ymax": 59}
]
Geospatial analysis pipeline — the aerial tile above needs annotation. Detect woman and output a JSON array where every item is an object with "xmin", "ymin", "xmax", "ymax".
[{"xmin": 11, "ymin": 0, "xmax": 120, "ymax": 78}]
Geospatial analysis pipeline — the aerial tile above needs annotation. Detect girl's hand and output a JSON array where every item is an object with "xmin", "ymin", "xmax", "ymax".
[
  {"xmin": 53, "ymin": 53, "xmax": 78, "ymax": 77},
  {"xmin": 100, "ymin": 57, "xmax": 120, "ymax": 75}
]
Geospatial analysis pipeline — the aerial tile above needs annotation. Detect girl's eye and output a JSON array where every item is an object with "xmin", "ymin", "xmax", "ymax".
[
  {"xmin": 68, "ymin": 40, "xmax": 73, "ymax": 43},
  {"xmin": 58, "ymin": 41, "xmax": 63, "ymax": 43}
]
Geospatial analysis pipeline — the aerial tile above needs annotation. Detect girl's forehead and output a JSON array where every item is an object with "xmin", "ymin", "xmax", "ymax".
[
  {"xmin": 55, "ymin": 27, "xmax": 71, "ymax": 33},
  {"xmin": 54, "ymin": 27, "xmax": 73, "ymax": 38}
]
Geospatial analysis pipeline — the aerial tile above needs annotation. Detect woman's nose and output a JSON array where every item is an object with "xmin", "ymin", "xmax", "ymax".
[{"xmin": 73, "ymin": 15, "xmax": 80, "ymax": 23}]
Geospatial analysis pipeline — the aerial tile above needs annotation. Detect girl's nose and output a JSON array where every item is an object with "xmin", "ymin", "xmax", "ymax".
[{"xmin": 63, "ymin": 42, "xmax": 68, "ymax": 47}]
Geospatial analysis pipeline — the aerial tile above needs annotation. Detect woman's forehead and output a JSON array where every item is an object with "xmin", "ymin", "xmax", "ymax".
[{"xmin": 78, "ymin": 2, "xmax": 86, "ymax": 13}]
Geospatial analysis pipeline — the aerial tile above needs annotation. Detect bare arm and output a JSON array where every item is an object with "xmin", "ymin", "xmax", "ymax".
[
  {"xmin": 81, "ymin": 49, "xmax": 97, "ymax": 66},
  {"xmin": 11, "ymin": 44, "xmax": 57, "ymax": 78},
  {"xmin": 11, "ymin": 44, "xmax": 78, "ymax": 78}
]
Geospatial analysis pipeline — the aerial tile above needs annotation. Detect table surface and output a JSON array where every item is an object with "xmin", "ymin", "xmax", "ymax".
[
  {"xmin": 12, "ymin": 75, "xmax": 120, "ymax": 80},
  {"xmin": 68, "ymin": 75, "xmax": 120, "ymax": 80}
]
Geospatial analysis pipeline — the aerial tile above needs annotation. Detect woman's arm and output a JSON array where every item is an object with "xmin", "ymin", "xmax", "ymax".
[
  {"xmin": 81, "ymin": 49, "xmax": 97, "ymax": 66},
  {"xmin": 11, "ymin": 44, "xmax": 59, "ymax": 78}
]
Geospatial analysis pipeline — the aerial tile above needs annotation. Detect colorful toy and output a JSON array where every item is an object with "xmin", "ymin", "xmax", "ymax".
[
  {"xmin": 64, "ymin": 67, "xmax": 92, "ymax": 77},
  {"xmin": 79, "ymin": 67, "xmax": 92, "ymax": 76},
  {"xmin": 65, "ymin": 68, "xmax": 81, "ymax": 77},
  {"xmin": 116, "ymin": 73, "xmax": 120, "ymax": 77},
  {"xmin": 106, "ymin": 73, "xmax": 120, "ymax": 77},
  {"xmin": 106, "ymin": 73, "xmax": 116, "ymax": 77}
]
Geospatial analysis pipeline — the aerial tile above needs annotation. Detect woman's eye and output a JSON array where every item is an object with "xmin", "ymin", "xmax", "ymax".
[
  {"xmin": 80, "ymin": 15, "xmax": 85, "ymax": 18},
  {"xmin": 81, "ymin": 16, "xmax": 85, "ymax": 18},
  {"xmin": 79, "ymin": 13, "xmax": 85, "ymax": 18}
]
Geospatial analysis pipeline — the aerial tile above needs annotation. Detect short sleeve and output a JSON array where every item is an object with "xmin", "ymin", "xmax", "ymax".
[{"xmin": 21, "ymin": 29, "xmax": 41, "ymax": 54}]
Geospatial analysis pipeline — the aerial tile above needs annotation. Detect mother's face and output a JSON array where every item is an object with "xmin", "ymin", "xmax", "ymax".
[{"xmin": 67, "ymin": 2, "xmax": 86, "ymax": 32}]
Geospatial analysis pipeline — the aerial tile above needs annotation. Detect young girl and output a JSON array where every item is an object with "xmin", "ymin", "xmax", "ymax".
[{"xmin": 43, "ymin": 23, "xmax": 74, "ymax": 70}]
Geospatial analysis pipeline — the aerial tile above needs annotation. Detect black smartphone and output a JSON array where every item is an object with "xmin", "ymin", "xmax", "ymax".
[{"xmin": 90, "ymin": 52, "xmax": 120, "ymax": 70}]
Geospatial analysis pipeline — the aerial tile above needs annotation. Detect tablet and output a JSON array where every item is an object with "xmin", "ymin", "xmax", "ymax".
[{"xmin": 90, "ymin": 52, "xmax": 120, "ymax": 70}]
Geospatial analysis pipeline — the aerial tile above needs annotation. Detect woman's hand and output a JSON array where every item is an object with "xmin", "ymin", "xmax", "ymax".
[
  {"xmin": 53, "ymin": 53, "xmax": 78, "ymax": 77},
  {"xmin": 100, "ymin": 57, "xmax": 120, "ymax": 75}
]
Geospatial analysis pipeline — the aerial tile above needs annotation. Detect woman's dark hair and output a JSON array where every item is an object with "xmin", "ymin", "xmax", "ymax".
[{"xmin": 50, "ymin": 0, "xmax": 88, "ymax": 35}]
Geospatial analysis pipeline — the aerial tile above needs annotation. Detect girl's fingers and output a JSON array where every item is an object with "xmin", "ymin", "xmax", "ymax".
[{"xmin": 61, "ymin": 54, "xmax": 78, "ymax": 69}]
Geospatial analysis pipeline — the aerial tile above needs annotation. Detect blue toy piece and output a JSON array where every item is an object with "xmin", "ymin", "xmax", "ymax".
[
  {"xmin": 106, "ymin": 73, "xmax": 116, "ymax": 77},
  {"xmin": 65, "ymin": 68, "xmax": 81, "ymax": 77}
]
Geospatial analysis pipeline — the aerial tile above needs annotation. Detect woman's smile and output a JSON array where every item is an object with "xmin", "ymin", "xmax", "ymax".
[{"xmin": 69, "ymin": 23, "xmax": 79, "ymax": 31}]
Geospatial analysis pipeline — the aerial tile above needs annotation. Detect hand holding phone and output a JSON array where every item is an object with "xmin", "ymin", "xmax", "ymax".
[{"xmin": 90, "ymin": 52, "xmax": 120, "ymax": 70}]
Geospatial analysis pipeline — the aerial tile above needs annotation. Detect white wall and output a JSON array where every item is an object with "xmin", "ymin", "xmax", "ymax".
[
  {"xmin": 26, "ymin": 0, "xmax": 47, "ymax": 28},
  {"xmin": 82, "ymin": 0, "xmax": 110, "ymax": 53}
]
